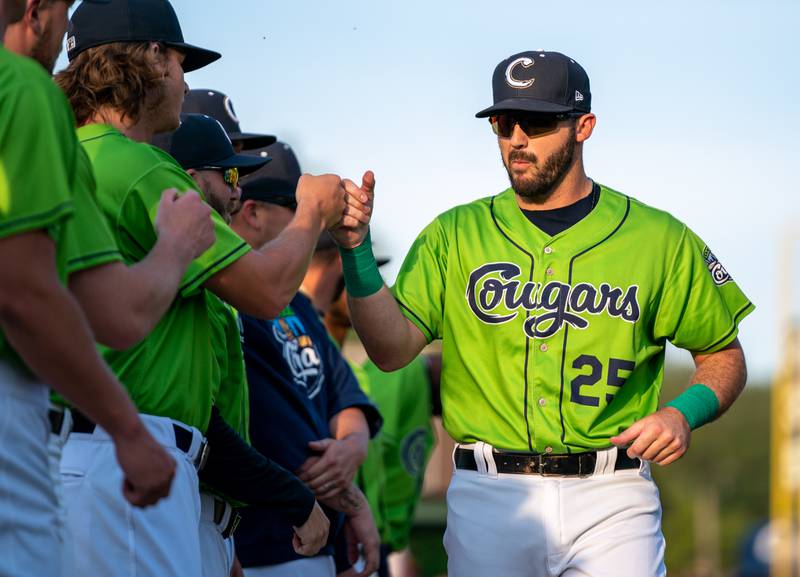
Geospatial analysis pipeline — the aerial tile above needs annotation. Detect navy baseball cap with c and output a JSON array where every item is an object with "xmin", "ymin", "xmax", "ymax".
[
  {"xmin": 166, "ymin": 114, "xmax": 269, "ymax": 175},
  {"xmin": 183, "ymin": 89, "xmax": 277, "ymax": 150},
  {"xmin": 66, "ymin": 0, "xmax": 221, "ymax": 73},
  {"xmin": 475, "ymin": 50, "xmax": 591, "ymax": 118}
]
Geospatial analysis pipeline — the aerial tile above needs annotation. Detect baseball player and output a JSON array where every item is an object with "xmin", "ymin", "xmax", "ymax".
[
  {"xmin": 0, "ymin": 1, "xmax": 175, "ymax": 575},
  {"xmin": 228, "ymin": 148, "xmax": 381, "ymax": 577},
  {"xmin": 52, "ymin": 0, "xmax": 359, "ymax": 575},
  {"xmin": 333, "ymin": 50, "xmax": 754, "ymax": 576}
]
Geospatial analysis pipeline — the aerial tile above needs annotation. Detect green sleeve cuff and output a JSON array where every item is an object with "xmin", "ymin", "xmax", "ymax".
[
  {"xmin": 339, "ymin": 230, "xmax": 384, "ymax": 298},
  {"xmin": 666, "ymin": 384, "xmax": 720, "ymax": 430}
]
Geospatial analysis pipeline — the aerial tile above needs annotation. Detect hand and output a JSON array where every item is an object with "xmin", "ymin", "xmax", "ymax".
[
  {"xmin": 338, "ymin": 505, "xmax": 380, "ymax": 577},
  {"xmin": 230, "ymin": 553, "xmax": 244, "ymax": 577},
  {"xmin": 296, "ymin": 436, "xmax": 368, "ymax": 500},
  {"xmin": 292, "ymin": 500, "xmax": 330, "ymax": 557},
  {"xmin": 295, "ymin": 174, "xmax": 347, "ymax": 230},
  {"xmin": 111, "ymin": 421, "xmax": 176, "ymax": 507},
  {"xmin": 610, "ymin": 407, "xmax": 691, "ymax": 466},
  {"xmin": 329, "ymin": 171, "xmax": 375, "ymax": 249},
  {"xmin": 155, "ymin": 188, "xmax": 216, "ymax": 261}
]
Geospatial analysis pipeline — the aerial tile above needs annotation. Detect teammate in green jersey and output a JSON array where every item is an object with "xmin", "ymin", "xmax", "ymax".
[
  {"xmin": 0, "ymin": 3, "xmax": 174, "ymax": 576},
  {"xmin": 335, "ymin": 50, "xmax": 753, "ymax": 577}
]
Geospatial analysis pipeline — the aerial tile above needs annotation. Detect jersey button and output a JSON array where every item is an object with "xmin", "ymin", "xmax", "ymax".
[
  {"xmin": 539, "ymin": 343, "xmax": 548, "ymax": 352},
  {"xmin": 545, "ymin": 446, "xmax": 553, "ymax": 454},
  {"xmin": 544, "ymin": 247, "xmax": 553, "ymax": 254},
  {"xmin": 546, "ymin": 268, "xmax": 554, "ymax": 276},
  {"xmin": 538, "ymin": 398, "xmax": 546, "ymax": 407}
]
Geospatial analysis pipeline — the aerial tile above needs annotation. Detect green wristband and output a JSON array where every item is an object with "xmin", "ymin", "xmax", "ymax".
[
  {"xmin": 339, "ymin": 230, "xmax": 384, "ymax": 298},
  {"xmin": 665, "ymin": 384, "xmax": 719, "ymax": 430}
]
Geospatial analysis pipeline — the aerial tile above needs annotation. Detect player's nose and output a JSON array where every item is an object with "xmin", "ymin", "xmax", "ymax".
[{"xmin": 509, "ymin": 123, "xmax": 529, "ymax": 147}]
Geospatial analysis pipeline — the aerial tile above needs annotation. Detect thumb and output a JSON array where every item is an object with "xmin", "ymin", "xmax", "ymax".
[
  {"xmin": 611, "ymin": 420, "xmax": 645, "ymax": 447},
  {"xmin": 361, "ymin": 170, "xmax": 375, "ymax": 196},
  {"xmin": 159, "ymin": 187, "xmax": 179, "ymax": 208},
  {"xmin": 308, "ymin": 438, "xmax": 335, "ymax": 451}
]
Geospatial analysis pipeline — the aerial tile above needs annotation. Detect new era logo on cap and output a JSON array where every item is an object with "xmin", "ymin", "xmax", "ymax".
[{"xmin": 575, "ymin": 90, "xmax": 584, "ymax": 102}]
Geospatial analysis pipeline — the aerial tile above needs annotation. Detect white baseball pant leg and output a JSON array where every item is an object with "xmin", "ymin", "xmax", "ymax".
[
  {"xmin": 60, "ymin": 413, "xmax": 204, "ymax": 577},
  {"xmin": 47, "ymin": 404, "xmax": 73, "ymax": 577},
  {"xmin": 0, "ymin": 362, "xmax": 61, "ymax": 577},
  {"xmin": 244, "ymin": 555, "xmax": 336, "ymax": 577},
  {"xmin": 444, "ymin": 443, "xmax": 666, "ymax": 577},
  {"xmin": 199, "ymin": 491, "xmax": 236, "ymax": 577}
]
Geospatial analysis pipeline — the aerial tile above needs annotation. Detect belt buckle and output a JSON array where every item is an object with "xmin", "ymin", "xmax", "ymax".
[
  {"xmin": 222, "ymin": 511, "xmax": 241, "ymax": 540},
  {"xmin": 537, "ymin": 454, "xmax": 559, "ymax": 477},
  {"xmin": 196, "ymin": 440, "xmax": 210, "ymax": 472}
]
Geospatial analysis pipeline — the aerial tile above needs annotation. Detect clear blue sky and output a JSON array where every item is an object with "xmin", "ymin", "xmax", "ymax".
[{"xmin": 60, "ymin": 0, "xmax": 800, "ymax": 380}]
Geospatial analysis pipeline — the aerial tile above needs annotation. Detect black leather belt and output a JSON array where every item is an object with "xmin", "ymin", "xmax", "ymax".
[
  {"xmin": 213, "ymin": 497, "xmax": 241, "ymax": 540},
  {"xmin": 455, "ymin": 447, "xmax": 640, "ymax": 477},
  {"xmin": 48, "ymin": 406, "xmax": 68, "ymax": 436},
  {"xmin": 71, "ymin": 411, "xmax": 208, "ymax": 471}
]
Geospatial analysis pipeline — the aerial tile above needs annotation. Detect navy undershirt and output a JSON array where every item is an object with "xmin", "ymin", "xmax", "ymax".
[{"xmin": 521, "ymin": 182, "xmax": 601, "ymax": 236}]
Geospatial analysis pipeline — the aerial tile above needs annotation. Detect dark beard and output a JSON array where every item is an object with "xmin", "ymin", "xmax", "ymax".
[
  {"xmin": 30, "ymin": 22, "xmax": 58, "ymax": 74},
  {"xmin": 504, "ymin": 127, "xmax": 576, "ymax": 203}
]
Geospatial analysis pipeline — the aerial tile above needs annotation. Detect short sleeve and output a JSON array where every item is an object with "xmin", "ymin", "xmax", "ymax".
[
  {"xmin": 653, "ymin": 225, "xmax": 754, "ymax": 353},
  {"xmin": 63, "ymin": 147, "xmax": 122, "ymax": 275},
  {"xmin": 0, "ymin": 69, "xmax": 74, "ymax": 239},
  {"xmin": 124, "ymin": 163, "xmax": 252, "ymax": 297},
  {"xmin": 390, "ymin": 217, "xmax": 448, "ymax": 342}
]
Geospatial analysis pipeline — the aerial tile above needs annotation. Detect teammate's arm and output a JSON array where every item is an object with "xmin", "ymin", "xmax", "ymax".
[
  {"xmin": 69, "ymin": 189, "xmax": 215, "ymax": 349},
  {"xmin": 205, "ymin": 174, "xmax": 355, "ymax": 319},
  {"xmin": 0, "ymin": 231, "xmax": 175, "ymax": 505},
  {"xmin": 612, "ymin": 338, "xmax": 747, "ymax": 466}
]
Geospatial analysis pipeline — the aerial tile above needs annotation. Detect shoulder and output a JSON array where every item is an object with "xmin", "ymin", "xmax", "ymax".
[{"xmin": 600, "ymin": 184, "xmax": 687, "ymax": 240}]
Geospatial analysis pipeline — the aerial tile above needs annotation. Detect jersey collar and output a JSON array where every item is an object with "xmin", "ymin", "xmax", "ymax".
[{"xmin": 76, "ymin": 123, "xmax": 122, "ymax": 144}]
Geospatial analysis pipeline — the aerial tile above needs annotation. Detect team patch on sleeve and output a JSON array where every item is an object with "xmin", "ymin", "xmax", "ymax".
[{"xmin": 702, "ymin": 246, "xmax": 732, "ymax": 286}]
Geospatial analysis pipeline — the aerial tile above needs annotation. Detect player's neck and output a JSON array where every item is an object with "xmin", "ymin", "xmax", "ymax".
[
  {"xmin": 515, "ymin": 161, "xmax": 592, "ymax": 212},
  {"xmin": 85, "ymin": 107, "xmax": 158, "ymax": 143}
]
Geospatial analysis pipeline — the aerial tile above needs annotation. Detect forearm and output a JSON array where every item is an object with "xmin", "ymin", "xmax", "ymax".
[
  {"xmin": 330, "ymin": 407, "xmax": 369, "ymax": 462},
  {"xmin": 2, "ymin": 276, "xmax": 142, "ymax": 440},
  {"xmin": 318, "ymin": 483, "xmax": 367, "ymax": 516},
  {"xmin": 687, "ymin": 339, "xmax": 747, "ymax": 417},
  {"xmin": 200, "ymin": 407, "xmax": 315, "ymax": 526},
  {"xmin": 348, "ymin": 286, "xmax": 427, "ymax": 371}
]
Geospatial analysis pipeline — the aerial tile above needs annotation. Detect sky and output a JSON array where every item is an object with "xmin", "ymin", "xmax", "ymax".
[{"xmin": 59, "ymin": 0, "xmax": 800, "ymax": 381}]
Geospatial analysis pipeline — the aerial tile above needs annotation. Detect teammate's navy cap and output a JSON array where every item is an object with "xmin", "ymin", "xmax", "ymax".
[
  {"xmin": 183, "ymin": 89, "xmax": 277, "ymax": 150},
  {"xmin": 66, "ymin": 0, "xmax": 221, "ymax": 73},
  {"xmin": 240, "ymin": 141, "xmax": 301, "ymax": 206},
  {"xmin": 475, "ymin": 50, "xmax": 591, "ymax": 118},
  {"xmin": 166, "ymin": 114, "xmax": 269, "ymax": 175}
]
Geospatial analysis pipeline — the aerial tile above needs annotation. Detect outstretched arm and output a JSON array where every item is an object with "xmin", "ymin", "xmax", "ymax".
[{"xmin": 612, "ymin": 338, "xmax": 747, "ymax": 466}]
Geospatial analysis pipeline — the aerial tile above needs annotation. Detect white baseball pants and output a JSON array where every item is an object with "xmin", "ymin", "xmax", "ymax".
[
  {"xmin": 0, "ymin": 363, "xmax": 61, "ymax": 577},
  {"xmin": 199, "ymin": 491, "xmax": 236, "ymax": 577},
  {"xmin": 444, "ymin": 443, "xmax": 666, "ymax": 577},
  {"xmin": 60, "ymin": 413, "xmax": 205, "ymax": 577},
  {"xmin": 244, "ymin": 555, "xmax": 336, "ymax": 577}
]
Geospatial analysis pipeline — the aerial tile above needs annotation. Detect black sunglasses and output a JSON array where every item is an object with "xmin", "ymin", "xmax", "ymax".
[{"xmin": 489, "ymin": 112, "xmax": 583, "ymax": 138}]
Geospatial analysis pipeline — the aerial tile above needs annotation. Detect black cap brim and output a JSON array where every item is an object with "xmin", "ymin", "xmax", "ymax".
[
  {"xmin": 210, "ymin": 153, "xmax": 270, "ymax": 176},
  {"xmin": 167, "ymin": 42, "xmax": 221, "ymax": 73},
  {"xmin": 475, "ymin": 98, "xmax": 574, "ymax": 118},
  {"xmin": 229, "ymin": 132, "xmax": 278, "ymax": 149}
]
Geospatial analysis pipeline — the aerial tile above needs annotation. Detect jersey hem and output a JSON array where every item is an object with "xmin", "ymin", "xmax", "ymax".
[
  {"xmin": 0, "ymin": 200, "xmax": 74, "ymax": 240},
  {"xmin": 179, "ymin": 241, "xmax": 251, "ymax": 297},
  {"xmin": 696, "ymin": 300, "xmax": 755, "ymax": 354},
  {"xmin": 395, "ymin": 298, "xmax": 435, "ymax": 343},
  {"xmin": 66, "ymin": 249, "xmax": 123, "ymax": 275}
]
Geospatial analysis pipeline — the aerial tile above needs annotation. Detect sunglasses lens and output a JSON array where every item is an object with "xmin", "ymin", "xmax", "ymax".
[
  {"xmin": 490, "ymin": 114, "xmax": 565, "ymax": 138},
  {"xmin": 224, "ymin": 168, "xmax": 239, "ymax": 188}
]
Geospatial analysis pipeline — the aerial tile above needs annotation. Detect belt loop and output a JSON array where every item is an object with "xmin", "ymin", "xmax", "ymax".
[
  {"xmin": 599, "ymin": 447, "xmax": 616, "ymax": 475},
  {"xmin": 473, "ymin": 442, "xmax": 488, "ymax": 477},
  {"xmin": 60, "ymin": 407, "xmax": 73, "ymax": 445},
  {"xmin": 481, "ymin": 443, "xmax": 498, "ymax": 479}
]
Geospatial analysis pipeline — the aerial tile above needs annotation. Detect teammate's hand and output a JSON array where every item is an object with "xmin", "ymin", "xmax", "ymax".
[
  {"xmin": 111, "ymin": 421, "xmax": 176, "ymax": 507},
  {"xmin": 230, "ymin": 553, "xmax": 244, "ymax": 577},
  {"xmin": 296, "ymin": 435, "xmax": 367, "ymax": 500},
  {"xmin": 338, "ymin": 504, "xmax": 380, "ymax": 577},
  {"xmin": 295, "ymin": 174, "xmax": 347, "ymax": 231},
  {"xmin": 155, "ymin": 188, "xmax": 216, "ymax": 261},
  {"xmin": 610, "ymin": 407, "xmax": 691, "ymax": 466},
  {"xmin": 292, "ymin": 500, "xmax": 330, "ymax": 557},
  {"xmin": 329, "ymin": 171, "xmax": 375, "ymax": 249}
]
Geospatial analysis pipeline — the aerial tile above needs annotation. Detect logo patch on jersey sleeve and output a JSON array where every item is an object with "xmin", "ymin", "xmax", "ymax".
[{"xmin": 702, "ymin": 246, "xmax": 732, "ymax": 286}]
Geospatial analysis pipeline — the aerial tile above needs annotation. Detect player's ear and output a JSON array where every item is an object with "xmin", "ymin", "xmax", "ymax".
[
  {"xmin": 575, "ymin": 113, "xmax": 596, "ymax": 143},
  {"xmin": 26, "ymin": 0, "xmax": 44, "ymax": 36}
]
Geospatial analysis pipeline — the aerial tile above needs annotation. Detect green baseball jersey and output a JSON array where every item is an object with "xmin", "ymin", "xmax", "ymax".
[
  {"xmin": 60, "ymin": 146, "xmax": 123, "ymax": 276},
  {"xmin": 207, "ymin": 292, "xmax": 249, "ymax": 442},
  {"xmin": 360, "ymin": 357, "xmax": 434, "ymax": 551},
  {"xmin": 0, "ymin": 48, "xmax": 76, "ymax": 373},
  {"xmin": 78, "ymin": 124, "xmax": 251, "ymax": 432},
  {"xmin": 392, "ymin": 185, "xmax": 754, "ymax": 454}
]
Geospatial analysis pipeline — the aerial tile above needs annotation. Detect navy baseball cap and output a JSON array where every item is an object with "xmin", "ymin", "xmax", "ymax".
[
  {"xmin": 183, "ymin": 89, "xmax": 277, "ymax": 150},
  {"xmin": 66, "ymin": 0, "xmax": 221, "ymax": 73},
  {"xmin": 475, "ymin": 51, "xmax": 591, "ymax": 118},
  {"xmin": 166, "ymin": 114, "xmax": 269, "ymax": 175},
  {"xmin": 240, "ymin": 141, "xmax": 302, "ymax": 205}
]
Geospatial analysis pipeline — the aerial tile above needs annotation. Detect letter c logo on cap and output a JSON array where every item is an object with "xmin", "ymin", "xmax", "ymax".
[{"xmin": 505, "ymin": 57, "xmax": 534, "ymax": 89}]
